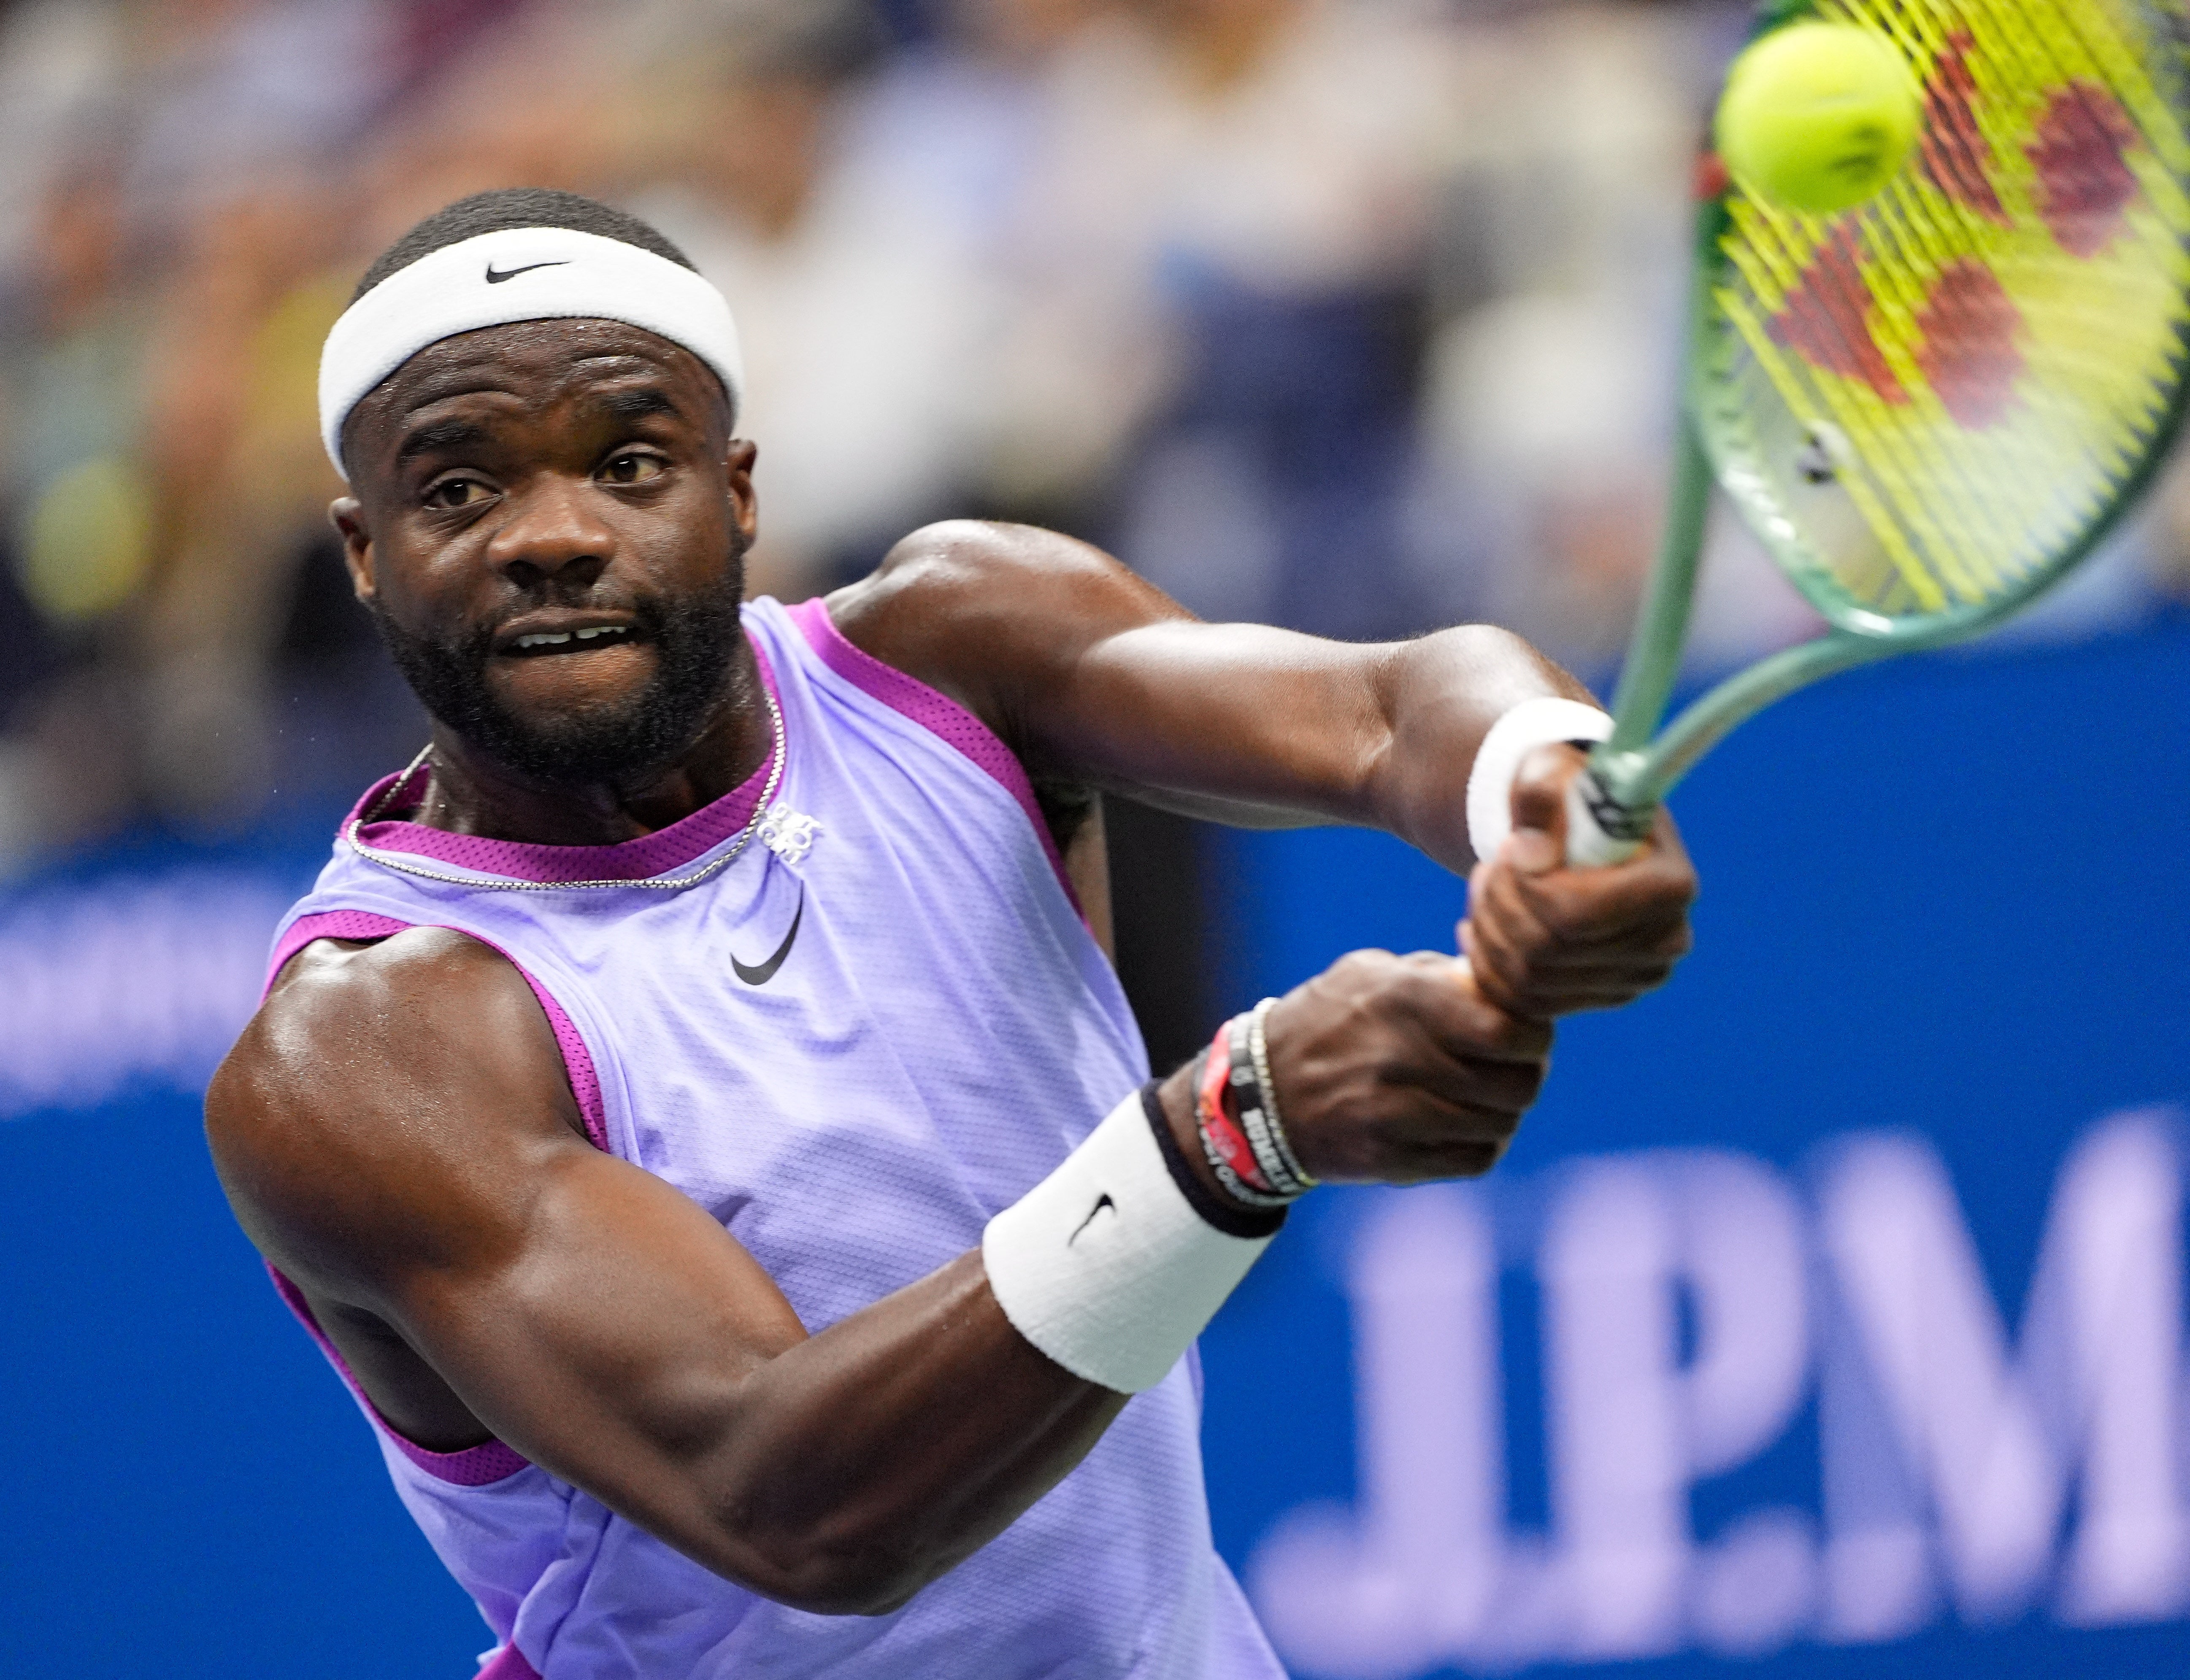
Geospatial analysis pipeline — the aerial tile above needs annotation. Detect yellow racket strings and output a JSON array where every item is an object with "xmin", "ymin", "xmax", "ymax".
[{"xmin": 1709, "ymin": 0, "xmax": 2190, "ymax": 623}]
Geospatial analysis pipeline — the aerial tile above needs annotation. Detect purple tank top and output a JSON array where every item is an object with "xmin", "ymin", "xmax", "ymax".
[{"xmin": 262, "ymin": 597, "xmax": 1284, "ymax": 1680}]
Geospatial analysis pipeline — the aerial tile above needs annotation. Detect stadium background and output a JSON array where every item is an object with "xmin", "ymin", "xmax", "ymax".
[{"xmin": 0, "ymin": 0, "xmax": 2186, "ymax": 1674}]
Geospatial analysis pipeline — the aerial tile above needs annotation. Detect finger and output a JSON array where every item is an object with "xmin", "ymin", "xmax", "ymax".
[
  {"xmin": 1506, "ymin": 742, "xmax": 1587, "ymax": 868},
  {"xmin": 1500, "ymin": 979, "xmax": 1674, "ymax": 1014},
  {"xmin": 1509, "ymin": 751, "xmax": 1700, "ymax": 890},
  {"xmin": 1509, "ymin": 819, "xmax": 1696, "ymax": 903},
  {"xmin": 1492, "ymin": 952, "xmax": 1687, "ymax": 994},
  {"xmin": 1386, "ymin": 1053, "xmax": 1547, "ymax": 1118},
  {"xmin": 1466, "ymin": 973, "xmax": 1673, "ymax": 1019},
  {"xmin": 1468, "ymin": 872, "xmax": 1692, "ymax": 1020},
  {"xmin": 1466, "ymin": 915, "xmax": 1695, "ymax": 980},
  {"xmin": 1467, "ymin": 928, "xmax": 1690, "ymax": 985},
  {"xmin": 1352, "ymin": 1076, "xmax": 1539, "ymax": 1150},
  {"xmin": 1461, "ymin": 868, "xmax": 1558, "ymax": 997},
  {"xmin": 1502, "ymin": 855, "xmax": 1698, "ymax": 947},
  {"xmin": 1645, "ymin": 802, "xmax": 1693, "ymax": 867},
  {"xmin": 1457, "ymin": 917, "xmax": 1535, "ymax": 1016},
  {"xmin": 1272, "ymin": 1036, "xmax": 1536, "ymax": 1183},
  {"xmin": 1395, "ymin": 960, "xmax": 1555, "ymax": 1061},
  {"xmin": 1460, "ymin": 900, "xmax": 1686, "ymax": 1011},
  {"xmin": 1390, "ymin": 1136, "xmax": 1512, "ymax": 1183}
]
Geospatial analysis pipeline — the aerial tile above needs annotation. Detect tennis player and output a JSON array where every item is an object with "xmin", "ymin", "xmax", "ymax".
[{"xmin": 206, "ymin": 189, "xmax": 1695, "ymax": 1679}]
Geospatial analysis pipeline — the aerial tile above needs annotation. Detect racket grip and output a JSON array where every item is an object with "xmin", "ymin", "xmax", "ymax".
[
  {"xmin": 1564, "ymin": 767, "xmax": 1652, "ymax": 867},
  {"xmin": 1466, "ymin": 697, "xmax": 1615, "ymax": 864}
]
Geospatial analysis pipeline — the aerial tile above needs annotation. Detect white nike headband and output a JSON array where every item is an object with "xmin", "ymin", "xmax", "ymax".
[{"xmin": 317, "ymin": 226, "xmax": 746, "ymax": 478}]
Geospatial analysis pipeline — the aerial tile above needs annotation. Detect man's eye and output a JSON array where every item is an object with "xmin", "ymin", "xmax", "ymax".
[
  {"xmin": 426, "ymin": 478, "xmax": 490, "ymax": 510},
  {"xmin": 603, "ymin": 454, "xmax": 665, "ymax": 485}
]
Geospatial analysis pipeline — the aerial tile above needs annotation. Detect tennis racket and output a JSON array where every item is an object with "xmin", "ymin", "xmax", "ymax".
[{"xmin": 1563, "ymin": 0, "xmax": 2190, "ymax": 864}]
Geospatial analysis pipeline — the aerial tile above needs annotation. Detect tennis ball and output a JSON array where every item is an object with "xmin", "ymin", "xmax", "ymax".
[{"xmin": 1714, "ymin": 22, "xmax": 1922, "ymax": 216}]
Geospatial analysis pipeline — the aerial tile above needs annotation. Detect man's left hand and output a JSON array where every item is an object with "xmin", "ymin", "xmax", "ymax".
[{"xmin": 1460, "ymin": 744, "xmax": 1698, "ymax": 1017}]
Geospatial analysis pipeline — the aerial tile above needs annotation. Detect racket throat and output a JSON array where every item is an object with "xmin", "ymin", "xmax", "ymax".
[
  {"xmin": 1608, "ymin": 408, "xmax": 1716, "ymax": 756},
  {"xmin": 1568, "ymin": 757, "xmax": 1653, "ymax": 867}
]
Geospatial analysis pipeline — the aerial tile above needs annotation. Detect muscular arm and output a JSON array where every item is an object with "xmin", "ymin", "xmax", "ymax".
[
  {"xmin": 210, "ymin": 930, "xmax": 1124, "ymax": 1616},
  {"xmin": 830, "ymin": 521, "xmax": 1694, "ymax": 1013},
  {"xmin": 211, "ymin": 921, "xmax": 1548, "ymax": 1615},
  {"xmin": 830, "ymin": 520, "xmax": 1577, "ymax": 873}
]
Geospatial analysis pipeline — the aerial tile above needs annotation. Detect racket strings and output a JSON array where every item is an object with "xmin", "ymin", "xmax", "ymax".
[
  {"xmin": 1705, "ymin": 0, "xmax": 2190, "ymax": 626},
  {"xmin": 1736, "ymin": 175, "xmax": 2044, "ymax": 602},
  {"xmin": 1862, "ymin": 167, "xmax": 2136, "ymax": 541}
]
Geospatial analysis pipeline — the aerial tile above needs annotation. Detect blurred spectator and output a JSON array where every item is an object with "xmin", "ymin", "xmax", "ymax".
[
  {"xmin": 631, "ymin": 0, "xmax": 1014, "ymax": 598},
  {"xmin": 0, "ymin": 146, "xmax": 151, "ymax": 861},
  {"xmin": 132, "ymin": 181, "xmax": 351, "ymax": 826},
  {"xmin": 986, "ymin": 0, "xmax": 1462, "ymax": 637},
  {"xmin": 0, "ymin": 4, "xmax": 126, "ymax": 289}
]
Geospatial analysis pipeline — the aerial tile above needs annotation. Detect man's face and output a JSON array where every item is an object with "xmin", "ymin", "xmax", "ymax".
[{"xmin": 333, "ymin": 319, "xmax": 757, "ymax": 787}]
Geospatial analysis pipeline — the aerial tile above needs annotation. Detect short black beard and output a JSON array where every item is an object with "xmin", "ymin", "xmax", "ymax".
[{"xmin": 370, "ymin": 577, "xmax": 747, "ymax": 788}]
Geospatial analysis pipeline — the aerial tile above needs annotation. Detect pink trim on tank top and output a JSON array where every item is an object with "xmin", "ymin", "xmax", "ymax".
[
  {"xmin": 477, "ymin": 1645, "xmax": 543, "ymax": 1680},
  {"xmin": 264, "ymin": 909, "xmax": 413, "ymax": 993},
  {"xmin": 341, "ymin": 637, "xmax": 784, "ymax": 884},
  {"xmin": 785, "ymin": 596, "xmax": 1083, "ymax": 914},
  {"xmin": 265, "ymin": 911, "xmax": 607, "ymax": 1153},
  {"xmin": 268, "ymin": 1266, "xmax": 531, "ymax": 1487},
  {"xmin": 260, "ymin": 915, "xmax": 621, "ymax": 1483}
]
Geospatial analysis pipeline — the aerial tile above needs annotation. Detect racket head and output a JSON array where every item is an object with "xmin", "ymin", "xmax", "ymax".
[{"xmin": 1690, "ymin": 0, "xmax": 2190, "ymax": 646}]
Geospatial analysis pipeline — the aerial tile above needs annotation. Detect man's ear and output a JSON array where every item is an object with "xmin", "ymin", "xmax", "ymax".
[
  {"xmin": 331, "ymin": 497, "xmax": 376, "ymax": 604},
  {"xmin": 726, "ymin": 439, "xmax": 760, "ymax": 546}
]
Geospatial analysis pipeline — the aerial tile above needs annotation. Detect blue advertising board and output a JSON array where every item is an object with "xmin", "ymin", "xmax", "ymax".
[
  {"xmin": 0, "ymin": 616, "xmax": 2184, "ymax": 1675},
  {"xmin": 1201, "ymin": 616, "xmax": 2190, "ymax": 1678}
]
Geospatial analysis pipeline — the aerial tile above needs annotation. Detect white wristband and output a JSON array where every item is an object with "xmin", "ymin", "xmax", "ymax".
[
  {"xmin": 982, "ymin": 1091, "xmax": 1279, "ymax": 1394},
  {"xmin": 1465, "ymin": 696, "xmax": 1614, "ymax": 862}
]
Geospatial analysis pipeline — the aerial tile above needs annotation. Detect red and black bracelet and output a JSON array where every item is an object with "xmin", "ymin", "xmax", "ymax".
[{"xmin": 1193, "ymin": 1014, "xmax": 1308, "ymax": 1210}]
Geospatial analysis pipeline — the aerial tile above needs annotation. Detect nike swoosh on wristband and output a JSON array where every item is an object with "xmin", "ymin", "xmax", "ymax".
[
  {"xmin": 484, "ymin": 260, "xmax": 571, "ymax": 284},
  {"xmin": 730, "ymin": 885, "xmax": 804, "ymax": 986},
  {"xmin": 1069, "ymin": 1193, "xmax": 1117, "ymax": 1245}
]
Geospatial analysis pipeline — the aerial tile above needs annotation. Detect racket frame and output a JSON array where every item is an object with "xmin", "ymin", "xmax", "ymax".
[{"xmin": 1586, "ymin": 28, "xmax": 2190, "ymax": 829}]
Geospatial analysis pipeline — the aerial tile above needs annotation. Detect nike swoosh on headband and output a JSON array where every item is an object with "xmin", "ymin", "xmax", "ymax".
[
  {"xmin": 484, "ymin": 259, "xmax": 571, "ymax": 284},
  {"xmin": 731, "ymin": 884, "xmax": 805, "ymax": 986}
]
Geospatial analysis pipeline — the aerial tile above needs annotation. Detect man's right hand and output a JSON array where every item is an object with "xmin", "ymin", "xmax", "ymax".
[{"xmin": 1158, "ymin": 951, "xmax": 1552, "ymax": 1196}]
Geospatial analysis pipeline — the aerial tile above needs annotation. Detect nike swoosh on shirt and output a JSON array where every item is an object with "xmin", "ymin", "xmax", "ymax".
[
  {"xmin": 731, "ymin": 885, "xmax": 805, "ymax": 986},
  {"xmin": 484, "ymin": 260, "xmax": 570, "ymax": 284}
]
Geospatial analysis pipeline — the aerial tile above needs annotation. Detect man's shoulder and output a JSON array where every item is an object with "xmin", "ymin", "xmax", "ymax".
[
  {"xmin": 208, "ymin": 923, "xmax": 589, "ymax": 1313},
  {"xmin": 830, "ymin": 520, "xmax": 1122, "ymax": 635},
  {"xmin": 819, "ymin": 521, "xmax": 1168, "ymax": 725},
  {"xmin": 262, "ymin": 924, "xmax": 533, "ymax": 1039},
  {"xmin": 881, "ymin": 518, "xmax": 1112, "ymax": 582},
  {"xmin": 210, "ymin": 926, "xmax": 577, "ymax": 1194}
]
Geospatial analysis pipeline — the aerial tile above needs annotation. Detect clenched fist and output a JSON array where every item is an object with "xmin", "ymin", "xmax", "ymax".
[
  {"xmin": 1462, "ymin": 744, "xmax": 1696, "ymax": 1018},
  {"xmin": 1156, "ymin": 948, "xmax": 1550, "ymax": 1193},
  {"xmin": 1260, "ymin": 949, "xmax": 1550, "ymax": 1183},
  {"xmin": 1157, "ymin": 745, "xmax": 1697, "ymax": 1205}
]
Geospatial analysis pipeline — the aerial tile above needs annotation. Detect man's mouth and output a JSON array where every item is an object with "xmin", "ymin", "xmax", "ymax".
[{"xmin": 502, "ymin": 623, "xmax": 640, "ymax": 657}]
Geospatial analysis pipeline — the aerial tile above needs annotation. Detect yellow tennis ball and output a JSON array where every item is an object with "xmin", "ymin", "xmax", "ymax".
[{"xmin": 1715, "ymin": 22, "xmax": 1922, "ymax": 215}]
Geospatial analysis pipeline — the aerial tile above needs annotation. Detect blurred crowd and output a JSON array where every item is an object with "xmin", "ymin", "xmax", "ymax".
[{"xmin": 1, "ymin": 0, "xmax": 2186, "ymax": 867}]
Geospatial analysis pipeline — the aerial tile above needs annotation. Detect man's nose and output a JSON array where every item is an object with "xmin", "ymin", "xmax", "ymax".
[{"xmin": 488, "ymin": 475, "xmax": 614, "ymax": 589}]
